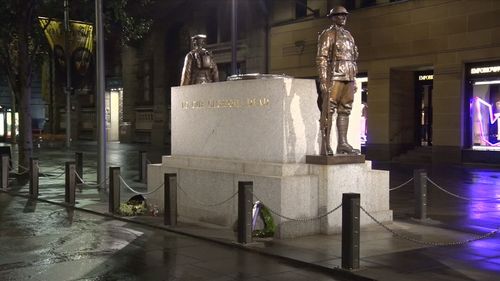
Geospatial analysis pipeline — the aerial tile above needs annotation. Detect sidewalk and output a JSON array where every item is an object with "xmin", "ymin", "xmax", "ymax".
[{"xmin": 2, "ymin": 142, "xmax": 500, "ymax": 280}]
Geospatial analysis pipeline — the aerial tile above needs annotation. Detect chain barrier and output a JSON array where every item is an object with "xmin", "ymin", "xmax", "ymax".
[
  {"xmin": 37, "ymin": 165, "xmax": 64, "ymax": 174},
  {"xmin": 8, "ymin": 162, "xmax": 30, "ymax": 176},
  {"xmin": 359, "ymin": 204, "xmax": 499, "ymax": 246},
  {"xmin": 39, "ymin": 170, "xmax": 66, "ymax": 180},
  {"xmin": 119, "ymin": 175, "xmax": 163, "ymax": 196},
  {"xmin": 426, "ymin": 176, "xmax": 500, "ymax": 201},
  {"xmin": 73, "ymin": 171, "xmax": 108, "ymax": 189},
  {"xmin": 253, "ymin": 193, "xmax": 342, "ymax": 222},
  {"xmin": 389, "ymin": 177, "xmax": 413, "ymax": 191},
  {"xmin": 177, "ymin": 183, "xmax": 238, "ymax": 207}
]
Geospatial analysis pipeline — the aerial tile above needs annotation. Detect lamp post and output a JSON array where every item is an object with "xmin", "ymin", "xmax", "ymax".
[
  {"xmin": 95, "ymin": 0, "xmax": 107, "ymax": 186},
  {"xmin": 231, "ymin": 0, "xmax": 237, "ymax": 75},
  {"xmin": 64, "ymin": 0, "xmax": 71, "ymax": 148}
]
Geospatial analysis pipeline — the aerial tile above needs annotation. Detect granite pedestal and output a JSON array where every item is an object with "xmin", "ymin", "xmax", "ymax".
[{"xmin": 148, "ymin": 78, "xmax": 392, "ymax": 238}]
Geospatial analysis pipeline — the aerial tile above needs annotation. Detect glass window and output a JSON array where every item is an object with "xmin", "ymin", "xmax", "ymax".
[
  {"xmin": 295, "ymin": 0, "xmax": 307, "ymax": 18},
  {"xmin": 470, "ymin": 82, "xmax": 500, "ymax": 151}
]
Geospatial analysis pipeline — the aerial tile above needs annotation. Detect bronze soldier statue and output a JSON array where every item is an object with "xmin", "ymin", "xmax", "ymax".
[
  {"xmin": 316, "ymin": 6, "xmax": 360, "ymax": 155},
  {"xmin": 180, "ymin": 34, "xmax": 219, "ymax": 86}
]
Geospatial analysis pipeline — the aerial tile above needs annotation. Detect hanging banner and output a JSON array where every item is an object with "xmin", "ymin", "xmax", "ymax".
[{"xmin": 39, "ymin": 17, "xmax": 94, "ymax": 93}]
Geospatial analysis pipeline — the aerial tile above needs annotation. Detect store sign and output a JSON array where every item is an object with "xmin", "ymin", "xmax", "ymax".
[
  {"xmin": 470, "ymin": 66, "xmax": 500, "ymax": 75},
  {"xmin": 418, "ymin": 75, "xmax": 433, "ymax": 81}
]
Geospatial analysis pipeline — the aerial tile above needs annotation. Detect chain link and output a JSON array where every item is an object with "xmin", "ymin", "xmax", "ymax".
[
  {"xmin": 8, "ymin": 162, "xmax": 30, "ymax": 175},
  {"xmin": 253, "ymin": 193, "xmax": 342, "ymax": 222},
  {"xmin": 82, "ymin": 176, "xmax": 109, "ymax": 189},
  {"xmin": 359, "ymin": 205, "xmax": 499, "ymax": 246},
  {"xmin": 119, "ymin": 175, "xmax": 163, "ymax": 196},
  {"xmin": 177, "ymin": 183, "xmax": 238, "ymax": 207},
  {"xmin": 389, "ymin": 177, "xmax": 413, "ymax": 191},
  {"xmin": 37, "ymin": 164, "xmax": 64, "ymax": 174},
  {"xmin": 39, "ymin": 170, "xmax": 66, "ymax": 180},
  {"xmin": 426, "ymin": 177, "xmax": 500, "ymax": 201}
]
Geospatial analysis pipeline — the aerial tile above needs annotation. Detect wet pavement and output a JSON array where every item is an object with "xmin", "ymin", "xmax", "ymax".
[
  {"xmin": 0, "ymin": 193, "xmax": 352, "ymax": 281},
  {"xmin": 1, "ymin": 141, "xmax": 500, "ymax": 280}
]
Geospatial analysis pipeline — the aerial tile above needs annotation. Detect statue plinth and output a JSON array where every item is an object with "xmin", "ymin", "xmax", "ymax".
[
  {"xmin": 305, "ymin": 154, "xmax": 365, "ymax": 165},
  {"xmin": 148, "ymin": 78, "xmax": 391, "ymax": 238}
]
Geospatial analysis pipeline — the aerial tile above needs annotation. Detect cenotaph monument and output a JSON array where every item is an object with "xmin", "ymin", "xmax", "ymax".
[{"xmin": 147, "ymin": 24, "xmax": 391, "ymax": 238}]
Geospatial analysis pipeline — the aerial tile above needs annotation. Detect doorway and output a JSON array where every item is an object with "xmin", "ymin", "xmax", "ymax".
[
  {"xmin": 106, "ymin": 89, "xmax": 122, "ymax": 142},
  {"xmin": 415, "ymin": 72, "xmax": 433, "ymax": 146}
]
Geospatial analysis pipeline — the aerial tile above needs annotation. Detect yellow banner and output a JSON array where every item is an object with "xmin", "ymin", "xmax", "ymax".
[{"xmin": 38, "ymin": 17, "xmax": 94, "ymax": 91}]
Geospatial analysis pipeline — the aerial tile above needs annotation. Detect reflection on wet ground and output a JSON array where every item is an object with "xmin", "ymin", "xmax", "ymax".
[
  {"xmin": 0, "ymin": 194, "xmax": 348, "ymax": 281},
  {"xmin": 1, "ymin": 142, "xmax": 500, "ymax": 280}
]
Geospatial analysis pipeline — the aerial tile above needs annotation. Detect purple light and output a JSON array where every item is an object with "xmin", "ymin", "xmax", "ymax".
[{"xmin": 473, "ymin": 97, "xmax": 500, "ymax": 146}]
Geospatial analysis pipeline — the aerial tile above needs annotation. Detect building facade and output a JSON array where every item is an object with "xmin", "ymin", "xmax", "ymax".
[
  {"xmin": 269, "ymin": 0, "xmax": 500, "ymax": 164},
  {"xmin": 119, "ymin": 0, "xmax": 269, "ymax": 149}
]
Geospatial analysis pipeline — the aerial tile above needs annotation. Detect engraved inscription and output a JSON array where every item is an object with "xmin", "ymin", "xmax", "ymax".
[{"xmin": 181, "ymin": 97, "xmax": 270, "ymax": 109}]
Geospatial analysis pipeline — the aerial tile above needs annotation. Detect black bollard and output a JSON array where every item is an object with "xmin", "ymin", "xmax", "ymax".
[
  {"xmin": 29, "ymin": 158, "xmax": 39, "ymax": 198},
  {"xmin": 75, "ymin": 152, "xmax": 83, "ymax": 184},
  {"xmin": 139, "ymin": 151, "xmax": 147, "ymax": 183},
  {"xmin": 164, "ymin": 173, "xmax": 177, "ymax": 226},
  {"xmin": 0, "ymin": 154, "xmax": 8, "ymax": 190},
  {"xmin": 109, "ymin": 167, "xmax": 121, "ymax": 214},
  {"xmin": 238, "ymin": 181, "xmax": 253, "ymax": 244},
  {"xmin": 65, "ymin": 162, "xmax": 76, "ymax": 205},
  {"xmin": 414, "ymin": 169, "xmax": 427, "ymax": 220},
  {"xmin": 342, "ymin": 193, "xmax": 360, "ymax": 270}
]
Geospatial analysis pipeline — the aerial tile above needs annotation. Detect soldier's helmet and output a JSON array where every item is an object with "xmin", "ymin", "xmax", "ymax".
[
  {"xmin": 191, "ymin": 34, "xmax": 207, "ymax": 41},
  {"xmin": 327, "ymin": 6, "xmax": 349, "ymax": 18}
]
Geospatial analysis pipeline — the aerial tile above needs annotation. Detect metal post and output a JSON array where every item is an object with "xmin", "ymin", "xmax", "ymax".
[
  {"xmin": 414, "ymin": 169, "xmax": 427, "ymax": 220},
  {"xmin": 29, "ymin": 158, "xmax": 39, "ymax": 198},
  {"xmin": 64, "ymin": 0, "xmax": 71, "ymax": 148},
  {"xmin": 237, "ymin": 181, "xmax": 253, "ymax": 244},
  {"xmin": 164, "ymin": 173, "xmax": 177, "ymax": 226},
  {"xmin": 231, "ymin": 0, "xmax": 238, "ymax": 75},
  {"xmin": 96, "ymin": 0, "xmax": 107, "ymax": 188},
  {"xmin": 0, "ymin": 154, "xmax": 9, "ymax": 190},
  {"xmin": 109, "ymin": 167, "xmax": 120, "ymax": 214},
  {"xmin": 342, "ymin": 193, "xmax": 360, "ymax": 270},
  {"xmin": 139, "ymin": 151, "xmax": 147, "ymax": 183},
  {"xmin": 75, "ymin": 152, "xmax": 83, "ymax": 184},
  {"xmin": 65, "ymin": 162, "xmax": 76, "ymax": 205}
]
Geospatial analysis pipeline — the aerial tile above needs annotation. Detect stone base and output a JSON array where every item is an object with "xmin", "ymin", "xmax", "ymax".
[
  {"xmin": 148, "ymin": 155, "xmax": 392, "ymax": 239},
  {"xmin": 306, "ymin": 154, "xmax": 365, "ymax": 165}
]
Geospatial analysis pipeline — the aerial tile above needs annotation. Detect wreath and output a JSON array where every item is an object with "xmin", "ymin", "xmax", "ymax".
[{"xmin": 252, "ymin": 201, "xmax": 276, "ymax": 238}]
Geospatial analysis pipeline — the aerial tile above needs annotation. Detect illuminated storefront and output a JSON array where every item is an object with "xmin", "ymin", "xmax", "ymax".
[
  {"xmin": 466, "ymin": 62, "xmax": 500, "ymax": 152},
  {"xmin": 356, "ymin": 75, "xmax": 368, "ymax": 147}
]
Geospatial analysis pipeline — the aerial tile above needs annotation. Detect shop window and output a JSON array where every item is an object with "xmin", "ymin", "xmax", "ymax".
[
  {"xmin": 468, "ymin": 62, "xmax": 500, "ymax": 151},
  {"xmin": 470, "ymin": 83, "xmax": 500, "ymax": 150}
]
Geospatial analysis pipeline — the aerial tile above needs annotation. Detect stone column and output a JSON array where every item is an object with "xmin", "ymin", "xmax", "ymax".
[{"xmin": 432, "ymin": 63, "xmax": 463, "ymax": 163}]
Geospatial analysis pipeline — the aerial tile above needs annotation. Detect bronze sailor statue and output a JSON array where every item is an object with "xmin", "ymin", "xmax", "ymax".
[{"xmin": 316, "ymin": 6, "xmax": 360, "ymax": 155}]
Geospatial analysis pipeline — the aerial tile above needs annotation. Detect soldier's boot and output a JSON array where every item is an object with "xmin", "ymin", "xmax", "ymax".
[{"xmin": 336, "ymin": 114, "xmax": 360, "ymax": 155}]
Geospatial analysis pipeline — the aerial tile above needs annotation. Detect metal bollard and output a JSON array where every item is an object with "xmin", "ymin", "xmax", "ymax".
[
  {"xmin": 139, "ymin": 151, "xmax": 147, "ymax": 183},
  {"xmin": 109, "ymin": 167, "xmax": 121, "ymax": 214},
  {"xmin": 75, "ymin": 152, "xmax": 83, "ymax": 184},
  {"xmin": 164, "ymin": 173, "xmax": 177, "ymax": 226},
  {"xmin": 0, "ymin": 154, "xmax": 9, "ymax": 190},
  {"xmin": 29, "ymin": 158, "xmax": 39, "ymax": 198},
  {"xmin": 237, "ymin": 181, "xmax": 253, "ymax": 244},
  {"xmin": 65, "ymin": 162, "xmax": 76, "ymax": 205},
  {"xmin": 342, "ymin": 193, "xmax": 360, "ymax": 270},
  {"xmin": 414, "ymin": 169, "xmax": 427, "ymax": 220}
]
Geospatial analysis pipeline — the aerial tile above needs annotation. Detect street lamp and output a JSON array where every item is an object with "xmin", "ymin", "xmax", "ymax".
[
  {"xmin": 95, "ymin": 0, "xmax": 107, "ymax": 186},
  {"xmin": 64, "ymin": 0, "xmax": 71, "ymax": 148},
  {"xmin": 231, "ymin": 0, "xmax": 237, "ymax": 75}
]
